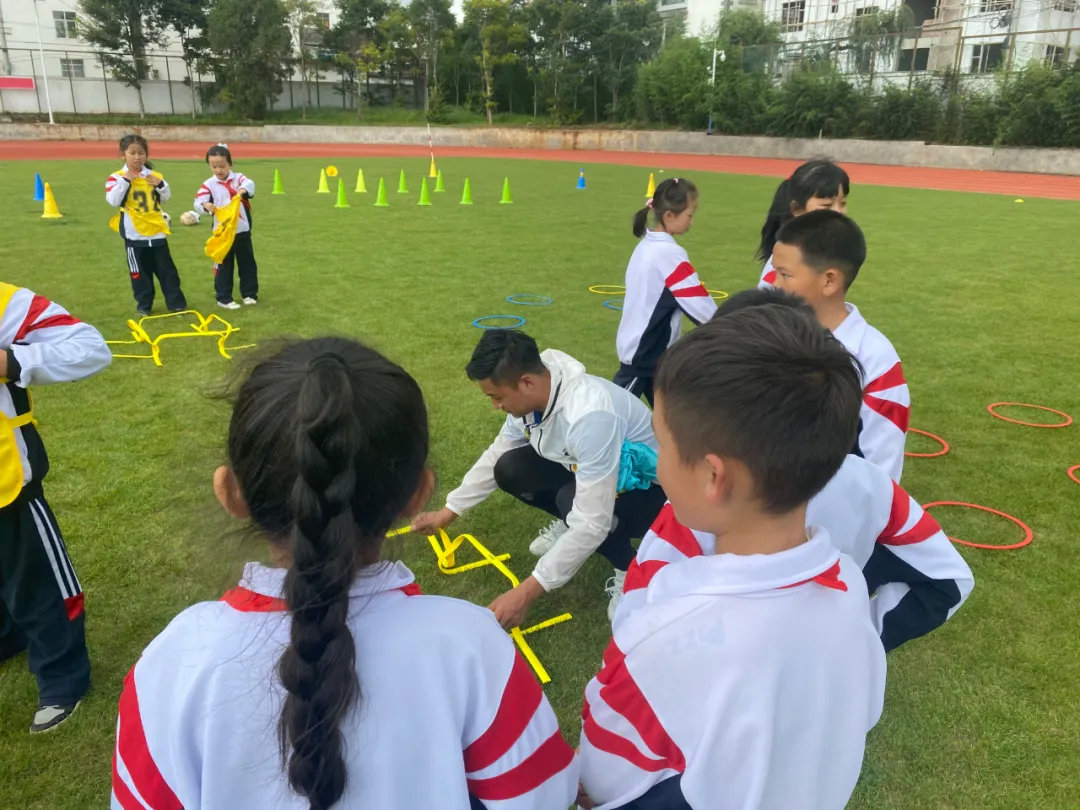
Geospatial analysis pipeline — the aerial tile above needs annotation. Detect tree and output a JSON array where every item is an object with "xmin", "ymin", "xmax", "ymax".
[
  {"xmin": 284, "ymin": 0, "xmax": 320, "ymax": 118},
  {"xmin": 847, "ymin": 6, "xmax": 913, "ymax": 79},
  {"xmin": 206, "ymin": 0, "xmax": 292, "ymax": 119},
  {"xmin": 79, "ymin": 0, "xmax": 168, "ymax": 118},
  {"xmin": 327, "ymin": 0, "xmax": 390, "ymax": 111},
  {"xmin": 463, "ymin": 0, "xmax": 526, "ymax": 124},
  {"xmin": 710, "ymin": 9, "xmax": 782, "ymax": 74},
  {"xmin": 597, "ymin": 0, "xmax": 663, "ymax": 121},
  {"xmin": 408, "ymin": 0, "xmax": 455, "ymax": 111},
  {"xmin": 379, "ymin": 4, "xmax": 417, "ymax": 105},
  {"xmin": 633, "ymin": 36, "xmax": 712, "ymax": 128},
  {"xmin": 158, "ymin": 0, "xmax": 209, "ymax": 119}
]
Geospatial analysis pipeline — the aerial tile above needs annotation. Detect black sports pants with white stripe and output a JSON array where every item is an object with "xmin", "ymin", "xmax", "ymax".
[
  {"xmin": 612, "ymin": 364, "xmax": 654, "ymax": 408},
  {"xmin": 125, "ymin": 238, "xmax": 187, "ymax": 313},
  {"xmin": 0, "ymin": 482, "xmax": 90, "ymax": 705}
]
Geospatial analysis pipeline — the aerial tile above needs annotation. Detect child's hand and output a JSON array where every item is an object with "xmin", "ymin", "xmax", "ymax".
[
  {"xmin": 146, "ymin": 175, "xmax": 162, "ymax": 187},
  {"xmin": 204, "ymin": 203, "xmax": 217, "ymax": 214},
  {"xmin": 123, "ymin": 170, "xmax": 140, "ymax": 182},
  {"xmin": 576, "ymin": 784, "xmax": 596, "ymax": 809}
]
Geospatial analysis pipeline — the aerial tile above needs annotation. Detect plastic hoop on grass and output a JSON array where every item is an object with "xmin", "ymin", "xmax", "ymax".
[
  {"xmin": 506, "ymin": 294, "xmax": 552, "ymax": 306},
  {"xmin": 922, "ymin": 501, "xmax": 1033, "ymax": 550},
  {"xmin": 588, "ymin": 284, "xmax": 625, "ymax": 296},
  {"xmin": 472, "ymin": 315, "xmax": 525, "ymax": 330},
  {"xmin": 707, "ymin": 289, "xmax": 730, "ymax": 301},
  {"xmin": 603, "ymin": 299, "xmax": 623, "ymax": 311},
  {"xmin": 987, "ymin": 402, "xmax": 1073, "ymax": 428},
  {"xmin": 905, "ymin": 428, "xmax": 950, "ymax": 458},
  {"xmin": 1067, "ymin": 464, "xmax": 1080, "ymax": 487}
]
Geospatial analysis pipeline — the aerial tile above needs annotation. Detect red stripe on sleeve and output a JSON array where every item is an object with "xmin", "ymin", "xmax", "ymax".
[
  {"xmin": 664, "ymin": 261, "xmax": 696, "ymax": 288},
  {"xmin": 581, "ymin": 701, "xmax": 673, "ymax": 772},
  {"xmin": 865, "ymin": 394, "xmax": 911, "ymax": 432},
  {"xmin": 116, "ymin": 668, "xmax": 183, "ymax": 810},
  {"xmin": 622, "ymin": 559, "xmax": 667, "ymax": 594},
  {"xmin": 671, "ymin": 284, "xmax": 709, "ymax": 299},
  {"xmin": 883, "ymin": 509, "xmax": 942, "ymax": 546},
  {"xmin": 880, "ymin": 482, "xmax": 911, "ymax": 541},
  {"xmin": 220, "ymin": 587, "xmax": 288, "ymax": 612},
  {"xmin": 18, "ymin": 313, "xmax": 80, "ymax": 338},
  {"xmin": 594, "ymin": 641, "xmax": 686, "ymax": 771},
  {"xmin": 111, "ymin": 748, "xmax": 145, "ymax": 810},
  {"xmin": 464, "ymin": 651, "xmax": 543, "ymax": 773},
  {"xmin": 864, "ymin": 361, "xmax": 906, "ymax": 393},
  {"xmin": 467, "ymin": 730, "xmax": 574, "ymax": 800},
  {"xmin": 762, "ymin": 269, "xmax": 777, "ymax": 285},
  {"xmin": 13, "ymin": 295, "xmax": 53, "ymax": 341},
  {"xmin": 649, "ymin": 505, "xmax": 704, "ymax": 561}
]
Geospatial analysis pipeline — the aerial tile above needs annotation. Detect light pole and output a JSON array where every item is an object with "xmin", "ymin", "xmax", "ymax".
[
  {"xmin": 707, "ymin": 48, "xmax": 724, "ymax": 134},
  {"xmin": 32, "ymin": 0, "xmax": 55, "ymax": 124}
]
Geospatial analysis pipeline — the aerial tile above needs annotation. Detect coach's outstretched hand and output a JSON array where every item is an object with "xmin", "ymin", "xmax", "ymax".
[{"xmin": 411, "ymin": 506, "xmax": 458, "ymax": 534}]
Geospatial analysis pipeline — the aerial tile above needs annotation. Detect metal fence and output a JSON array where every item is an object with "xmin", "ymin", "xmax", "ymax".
[{"xmin": 0, "ymin": 46, "xmax": 415, "ymax": 117}]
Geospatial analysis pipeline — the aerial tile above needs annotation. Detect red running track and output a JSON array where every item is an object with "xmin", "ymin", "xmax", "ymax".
[{"xmin": 2, "ymin": 139, "xmax": 1079, "ymax": 200}]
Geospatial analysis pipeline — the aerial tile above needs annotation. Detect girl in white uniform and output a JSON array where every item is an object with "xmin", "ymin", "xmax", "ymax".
[{"xmin": 111, "ymin": 338, "xmax": 577, "ymax": 810}]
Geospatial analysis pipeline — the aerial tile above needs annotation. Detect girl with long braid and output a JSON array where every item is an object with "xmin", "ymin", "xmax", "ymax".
[{"xmin": 110, "ymin": 338, "xmax": 577, "ymax": 810}]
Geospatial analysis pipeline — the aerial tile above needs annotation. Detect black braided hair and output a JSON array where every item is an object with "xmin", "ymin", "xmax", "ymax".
[
  {"xmin": 633, "ymin": 177, "xmax": 698, "ymax": 238},
  {"xmin": 756, "ymin": 159, "xmax": 850, "ymax": 262},
  {"xmin": 226, "ymin": 337, "xmax": 429, "ymax": 810}
]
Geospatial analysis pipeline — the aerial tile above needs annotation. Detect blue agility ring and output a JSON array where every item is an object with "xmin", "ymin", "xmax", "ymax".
[
  {"xmin": 603, "ymin": 299, "xmax": 623, "ymax": 311},
  {"xmin": 506, "ymin": 293, "xmax": 553, "ymax": 306},
  {"xmin": 473, "ymin": 315, "xmax": 526, "ymax": 330}
]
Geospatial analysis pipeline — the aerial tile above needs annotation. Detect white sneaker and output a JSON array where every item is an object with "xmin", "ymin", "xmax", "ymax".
[
  {"xmin": 605, "ymin": 568, "xmax": 627, "ymax": 621},
  {"xmin": 242, "ymin": 297, "xmax": 258, "ymax": 306},
  {"xmin": 217, "ymin": 300, "xmax": 241, "ymax": 310},
  {"xmin": 529, "ymin": 519, "xmax": 568, "ymax": 556}
]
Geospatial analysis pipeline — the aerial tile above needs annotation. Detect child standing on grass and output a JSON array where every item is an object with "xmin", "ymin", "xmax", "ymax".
[
  {"xmin": 579, "ymin": 305, "xmax": 886, "ymax": 810},
  {"xmin": 772, "ymin": 210, "xmax": 910, "ymax": 481},
  {"xmin": 194, "ymin": 144, "xmax": 259, "ymax": 311},
  {"xmin": 757, "ymin": 158, "xmax": 850, "ymax": 289},
  {"xmin": 614, "ymin": 177, "xmax": 715, "ymax": 407},
  {"xmin": 111, "ymin": 337, "xmax": 577, "ymax": 810},
  {"xmin": 105, "ymin": 134, "xmax": 188, "ymax": 316},
  {"xmin": 0, "ymin": 282, "xmax": 111, "ymax": 733}
]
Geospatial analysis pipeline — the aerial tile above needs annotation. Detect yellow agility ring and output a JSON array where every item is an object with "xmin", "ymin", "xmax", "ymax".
[
  {"xmin": 588, "ymin": 284, "xmax": 625, "ymax": 295},
  {"xmin": 708, "ymin": 289, "xmax": 729, "ymax": 300}
]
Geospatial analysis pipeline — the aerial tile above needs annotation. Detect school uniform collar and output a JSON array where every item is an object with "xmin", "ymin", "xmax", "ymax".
[
  {"xmin": 648, "ymin": 528, "xmax": 846, "ymax": 599},
  {"xmin": 644, "ymin": 230, "xmax": 675, "ymax": 244},
  {"xmin": 118, "ymin": 166, "xmax": 154, "ymax": 177},
  {"xmin": 228, "ymin": 559, "xmax": 417, "ymax": 607},
  {"xmin": 831, "ymin": 302, "xmax": 864, "ymax": 343}
]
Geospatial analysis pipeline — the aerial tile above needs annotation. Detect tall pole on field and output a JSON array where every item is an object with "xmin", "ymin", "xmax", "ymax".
[{"xmin": 32, "ymin": 0, "xmax": 55, "ymax": 124}]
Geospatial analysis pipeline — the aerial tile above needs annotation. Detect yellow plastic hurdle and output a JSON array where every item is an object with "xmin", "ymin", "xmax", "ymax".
[{"xmin": 105, "ymin": 310, "xmax": 254, "ymax": 367}]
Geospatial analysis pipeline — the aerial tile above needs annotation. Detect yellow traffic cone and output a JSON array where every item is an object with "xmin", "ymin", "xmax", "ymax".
[
  {"xmin": 317, "ymin": 169, "xmax": 330, "ymax": 193},
  {"xmin": 429, "ymin": 157, "xmax": 438, "ymax": 178},
  {"xmin": 645, "ymin": 172, "xmax": 656, "ymax": 198},
  {"xmin": 355, "ymin": 169, "xmax": 367, "ymax": 193},
  {"xmin": 41, "ymin": 183, "xmax": 63, "ymax": 219}
]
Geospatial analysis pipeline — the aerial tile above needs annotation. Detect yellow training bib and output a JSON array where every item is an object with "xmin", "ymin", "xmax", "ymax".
[
  {"xmin": 109, "ymin": 172, "xmax": 171, "ymax": 237},
  {"xmin": 0, "ymin": 282, "xmax": 33, "ymax": 508}
]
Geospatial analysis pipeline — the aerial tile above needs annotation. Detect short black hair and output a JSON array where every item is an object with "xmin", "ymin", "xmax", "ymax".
[
  {"xmin": 713, "ymin": 287, "xmax": 816, "ymax": 321},
  {"xmin": 775, "ymin": 209, "xmax": 866, "ymax": 290},
  {"xmin": 465, "ymin": 330, "xmax": 546, "ymax": 385},
  {"xmin": 656, "ymin": 305, "xmax": 861, "ymax": 514},
  {"xmin": 206, "ymin": 143, "xmax": 233, "ymax": 165}
]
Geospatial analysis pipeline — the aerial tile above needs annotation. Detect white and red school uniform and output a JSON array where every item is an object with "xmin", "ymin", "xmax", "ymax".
[
  {"xmin": 833, "ymin": 302, "xmax": 909, "ymax": 481},
  {"xmin": 194, "ymin": 171, "xmax": 255, "ymax": 232},
  {"xmin": 757, "ymin": 255, "xmax": 776, "ymax": 289},
  {"xmin": 616, "ymin": 232, "xmax": 716, "ymax": 377},
  {"xmin": 579, "ymin": 530, "xmax": 886, "ymax": 810},
  {"xmin": 618, "ymin": 455, "xmax": 974, "ymax": 652},
  {"xmin": 112, "ymin": 561, "xmax": 577, "ymax": 810}
]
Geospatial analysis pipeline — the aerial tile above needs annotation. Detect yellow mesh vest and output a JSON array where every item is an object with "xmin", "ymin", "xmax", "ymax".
[
  {"xmin": 0, "ymin": 282, "xmax": 35, "ymax": 508},
  {"xmin": 108, "ymin": 171, "xmax": 171, "ymax": 237}
]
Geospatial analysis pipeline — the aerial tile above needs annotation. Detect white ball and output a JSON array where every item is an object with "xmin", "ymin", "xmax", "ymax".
[
  {"xmin": 162, "ymin": 212, "xmax": 171, "ymax": 225},
  {"xmin": 179, "ymin": 211, "xmax": 199, "ymax": 226}
]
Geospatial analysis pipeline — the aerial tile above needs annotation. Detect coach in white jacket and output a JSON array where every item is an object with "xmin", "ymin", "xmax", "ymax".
[{"xmin": 413, "ymin": 330, "xmax": 665, "ymax": 628}]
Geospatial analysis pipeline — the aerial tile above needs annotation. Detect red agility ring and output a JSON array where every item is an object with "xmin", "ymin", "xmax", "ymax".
[
  {"xmin": 923, "ymin": 501, "xmax": 1033, "ymax": 550},
  {"xmin": 987, "ymin": 402, "xmax": 1073, "ymax": 428},
  {"xmin": 904, "ymin": 428, "xmax": 950, "ymax": 458},
  {"xmin": 1068, "ymin": 464, "xmax": 1080, "ymax": 486}
]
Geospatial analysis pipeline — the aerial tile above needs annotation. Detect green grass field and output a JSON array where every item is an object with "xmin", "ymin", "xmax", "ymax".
[{"xmin": 0, "ymin": 153, "xmax": 1077, "ymax": 809}]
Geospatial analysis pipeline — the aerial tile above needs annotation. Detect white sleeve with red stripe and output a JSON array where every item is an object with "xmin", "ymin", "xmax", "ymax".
[
  {"xmin": 237, "ymin": 173, "xmax": 255, "ymax": 197},
  {"xmin": 858, "ymin": 342, "xmax": 910, "ymax": 481},
  {"xmin": 462, "ymin": 648, "xmax": 578, "ymax": 808},
  {"xmin": 2, "ymin": 287, "xmax": 111, "ymax": 386},
  {"xmin": 614, "ymin": 503, "xmax": 711, "ymax": 629},
  {"xmin": 105, "ymin": 172, "xmax": 130, "ymax": 207},
  {"xmin": 871, "ymin": 481, "xmax": 974, "ymax": 649},
  {"xmin": 111, "ymin": 666, "xmax": 185, "ymax": 810},
  {"xmin": 446, "ymin": 416, "xmax": 529, "ymax": 516},
  {"xmin": 758, "ymin": 255, "xmax": 777, "ymax": 289},
  {"xmin": 194, "ymin": 180, "xmax": 213, "ymax": 211},
  {"xmin": 662, "ymin": 256, "xmax": 716, "ymax": 326}
]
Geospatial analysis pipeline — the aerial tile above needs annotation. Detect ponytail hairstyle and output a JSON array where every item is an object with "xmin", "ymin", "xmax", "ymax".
[
  {"xmin": 633, "ymin": 177, "xmax": 699, "ymax": 238},
  {"xmin": 206, "ymin": 143, "xmax": 233, "ymax": 165},
  {"xmin": 756, "ymin": 159, "xmax": 850, "ymax": 262},
  {"xmin": 119, "ymin": 133, "xmax": 153, "ymax": 170},
  {"xmin": 226, "ymin": 337, "xmax": 429, "ymax": 810}
]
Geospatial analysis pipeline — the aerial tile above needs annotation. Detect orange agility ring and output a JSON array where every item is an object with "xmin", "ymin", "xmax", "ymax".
[
  {"xmin": 987, "ymin": 402, "xmax": 1073, "ymax": 428},
  {"xmin": 1068, "ymin": 464, "xmax": 1080, "ymax": 486},
  {"xmin": 905, "ymin": 428, "xmax": 950, "ymax": 458},
  {"xmin": 923, "ymin": 501, "xmax": 1033, "ymax": 550}
]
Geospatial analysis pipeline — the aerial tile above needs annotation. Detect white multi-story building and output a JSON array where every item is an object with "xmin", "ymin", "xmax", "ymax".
[{"xmin": 658, "ymin": 0, "xmax": 765, "ymax": 38}]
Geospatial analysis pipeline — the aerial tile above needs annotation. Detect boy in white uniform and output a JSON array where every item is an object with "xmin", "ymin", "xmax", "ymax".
[
  {"xmin": 772, "ymin": 209, "xmax": 909, "ymax": 481},
  {"xmin": 578, "ymin": 304, "xmax": 886, "ymax": 810}
]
